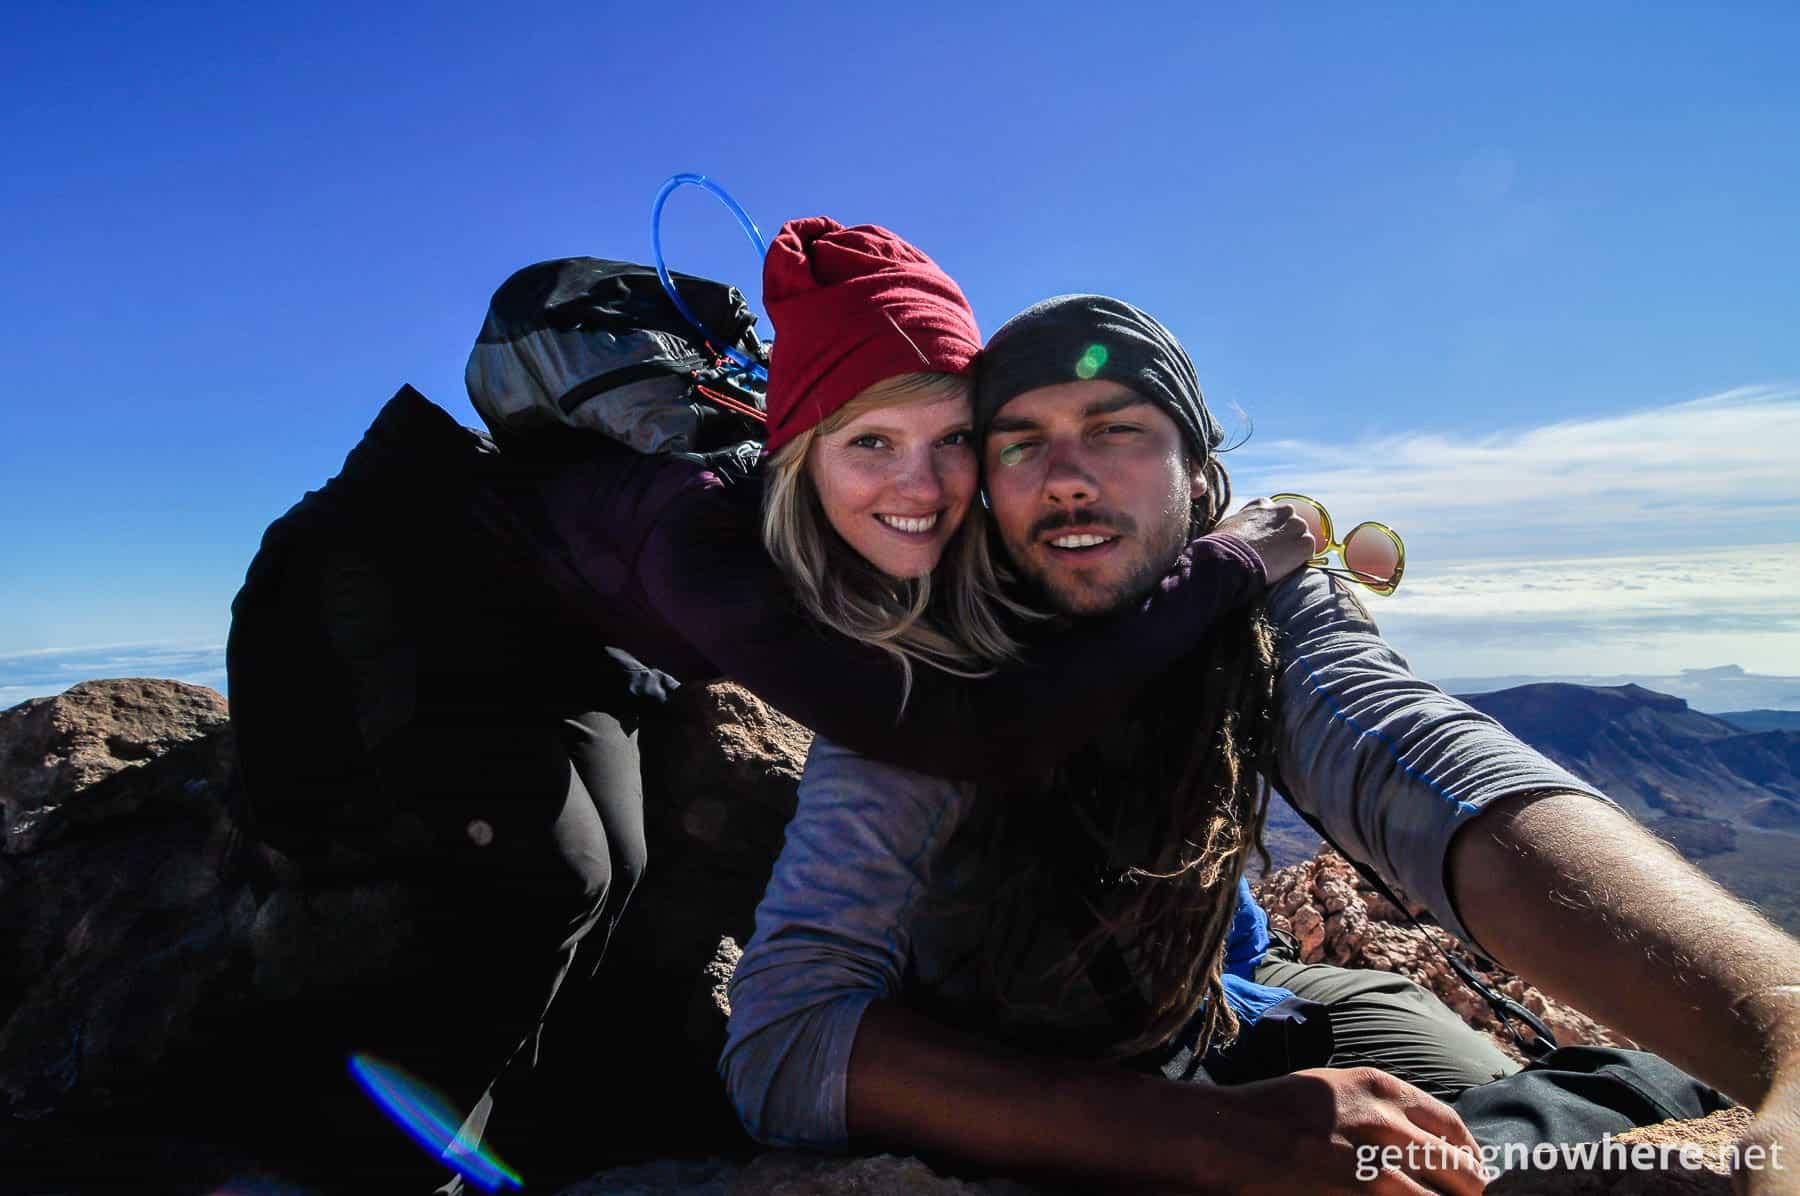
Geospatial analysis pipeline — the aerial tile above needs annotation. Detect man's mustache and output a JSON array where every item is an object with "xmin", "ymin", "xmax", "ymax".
[{"xmin": 1027, "ymin": 508, "xmax": 1137, "ymax": 541}]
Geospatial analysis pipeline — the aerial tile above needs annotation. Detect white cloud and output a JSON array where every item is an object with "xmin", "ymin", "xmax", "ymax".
[
  {"xmin": 1231, "ymin": 384, "xmax": 1800, "ymax": 557},
  {"xmin": 1360, "ymin": 544, "xmax": 1800, "ymax": 678},
  {"xmin": 1227, "ymin": 385, "xmax": 1800, "ymax": 687},
  {"xmin": 0, "ymin": 642, "xmax": 226, "ymax": 710}
]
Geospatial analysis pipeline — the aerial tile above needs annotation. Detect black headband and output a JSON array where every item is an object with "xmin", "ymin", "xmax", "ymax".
[{"xmin": 973, "ymin": 294, "xmax": 1222, "ymax": 461}]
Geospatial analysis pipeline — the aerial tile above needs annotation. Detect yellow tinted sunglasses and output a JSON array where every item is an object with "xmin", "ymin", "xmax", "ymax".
[{"xmin": 1270, "ymin": 493, "xmax": 1406, "ymax": 595}]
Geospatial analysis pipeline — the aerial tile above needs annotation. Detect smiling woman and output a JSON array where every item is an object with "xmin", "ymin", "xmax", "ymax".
[
  {"xmin": 806, "ymin": 375, "xmax": 976, "ymax": 580},
  {"xmin": 763, "ymin": 369, "xmax": 1027, "ymax": 694}
]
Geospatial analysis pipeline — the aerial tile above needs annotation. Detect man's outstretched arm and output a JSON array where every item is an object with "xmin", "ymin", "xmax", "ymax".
[
  {"xmin": 1448, "ymin": 791, "xmax": 1800, "ymax": 1186},
  {"xmin": 1261, "ymin": 568, "xmax": 1800, "ymax": 1189}
]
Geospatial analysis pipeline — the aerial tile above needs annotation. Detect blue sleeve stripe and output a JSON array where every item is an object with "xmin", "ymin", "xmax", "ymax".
[{"xmin": 1288, "ymin": 649, "xmax": 1481, "ymax": 817}]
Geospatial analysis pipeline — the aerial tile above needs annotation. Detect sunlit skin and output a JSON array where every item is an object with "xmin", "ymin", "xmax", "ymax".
[
  {"xmin": 807, "ymin": 390, "xmax": 979, "ymax": 580},
  {"xmin": 984, "ymin": 379, "xmax": 1202, "ymax": 615}
]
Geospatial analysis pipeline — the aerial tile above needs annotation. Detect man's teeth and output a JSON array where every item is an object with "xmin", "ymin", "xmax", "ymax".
[
  {"xmin": 1050, "ymin": 534, "xmax": 1116, "ymax": 549},
  {"xmin": 878, "ymin": 513, "xmax": 938, "ymax": 534}
]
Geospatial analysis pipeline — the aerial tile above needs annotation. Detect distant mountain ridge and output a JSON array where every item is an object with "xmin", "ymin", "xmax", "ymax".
[
  {"xmin": 1456, "ymin": 683, "xmax": 1800, "ymax": 823},
  {"xmin": 1720, "ymin": 709, "xmax": 1800, "ymax": 734},
  {"xmin": 1262, "ymin": 681, "xmax": 1800, "ymax": 933}
]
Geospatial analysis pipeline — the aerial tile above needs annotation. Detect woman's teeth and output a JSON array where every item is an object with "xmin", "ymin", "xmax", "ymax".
[
  {"xmin": 1050, "ymin": 534, "xmax": 1116, "ymax": 549},
  {"xmin": 878, "ymin": 513, "xmax": 939, "ymax": 534}
]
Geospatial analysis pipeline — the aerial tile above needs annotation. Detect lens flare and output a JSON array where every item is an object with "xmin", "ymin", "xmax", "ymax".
[
  {"xmin": 1074, "ymin": 343, "xmax": 1109, "ymax": 379},
  {"xmin": 347, "ymin": 1054, "xmax": 522, "ymax": 1191}
]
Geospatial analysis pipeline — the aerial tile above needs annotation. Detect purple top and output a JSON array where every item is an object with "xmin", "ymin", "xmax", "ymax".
[{"xmin": 481, "ymin": 434, "xmax": 1268, "ymax": 783}]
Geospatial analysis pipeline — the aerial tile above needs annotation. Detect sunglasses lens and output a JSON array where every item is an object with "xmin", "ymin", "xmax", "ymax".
[
  {"xmin": 1343, "ymin": 525, "xmax": 1400, "ymax": 585},
  {"xmin": 1280, "ymin": 497, "xmax": 1329, "ymax": 548}
]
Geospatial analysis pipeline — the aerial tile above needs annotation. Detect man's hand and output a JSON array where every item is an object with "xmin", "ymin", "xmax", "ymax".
[
  {"xmin": 1211, "ymin": 497, "xmax": 1318, "ymax": 586},
  {"xmin": 1206, "ymin": 1067, "xmax": 1489, "ymax": 1196}
]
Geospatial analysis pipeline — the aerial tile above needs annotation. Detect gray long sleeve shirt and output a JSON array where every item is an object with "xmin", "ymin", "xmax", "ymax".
[{"xmin": 720, "ymin": 569, "xmax": 1611, "ymax": 1149}]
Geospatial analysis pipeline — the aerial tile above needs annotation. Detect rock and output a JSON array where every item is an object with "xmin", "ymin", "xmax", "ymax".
[
  {"xmin": 1253, "ymin": 849, "xmax": 1634, "ymax": 1064},
  {"xmin": 560, "ymin": 1152, "xmax": 1042, "ymax": 1195},
  {"xmin": 0, "ymin": 678, "xmax": 232, "ymax": 853},
  {"xmin": 1487, "ymin": 1108, "xmax": 1752, "ymax": 1194}
]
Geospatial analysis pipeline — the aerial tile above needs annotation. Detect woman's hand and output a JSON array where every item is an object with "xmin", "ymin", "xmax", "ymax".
[{"xmin": 1211, "ymin": 497, "xmax": 1318, "ymax": 586}]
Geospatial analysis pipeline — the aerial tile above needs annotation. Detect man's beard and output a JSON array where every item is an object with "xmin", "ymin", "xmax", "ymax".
[{"xmin": 1014, "ymin": 506, "xmax": 1195, "ymax": 618}]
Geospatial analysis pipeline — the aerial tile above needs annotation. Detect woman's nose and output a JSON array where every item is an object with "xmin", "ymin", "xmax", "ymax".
[{"xmin": 893, "ymin": 449, "xmax": 945, "ymax": 501}]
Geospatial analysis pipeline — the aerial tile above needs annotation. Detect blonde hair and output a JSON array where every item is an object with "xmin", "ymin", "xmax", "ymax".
[{"xmin": 761, "ymin": 373, "xmax": 1037, "ymax": 704}]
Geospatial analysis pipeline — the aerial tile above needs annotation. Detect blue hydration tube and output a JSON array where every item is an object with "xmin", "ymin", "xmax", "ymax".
[{"xmin": 650, "ymin": 173, "xmax": 770, "ymax": 381}]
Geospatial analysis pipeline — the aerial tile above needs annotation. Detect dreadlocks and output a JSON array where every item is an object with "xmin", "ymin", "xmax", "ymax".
[{"xmin": 965, "ymin": 455, "xmax": 1282, "ymax": 1060}]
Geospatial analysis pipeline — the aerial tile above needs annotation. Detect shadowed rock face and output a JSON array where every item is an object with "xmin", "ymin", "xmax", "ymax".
[
  {"xmin": 0, "ymin": 679, "xmax": 1765, "ymax": 1194},
  {"xmin": 1459, "ymin": 683, "xmax": 1800, "ymax": 829},
  {"xmin": 0, "ymin": 677, "xmax": 233, "ymax": 854}
]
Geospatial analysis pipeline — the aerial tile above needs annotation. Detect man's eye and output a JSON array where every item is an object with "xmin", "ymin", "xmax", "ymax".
[
  {"xmin": 938, "ymin": 430, "xmax": 973, "ymax": 448},
  {"xmin": 1101, "ymin": 424, "xmax": 1141, "ymax": 436},
  {"xmin": 996, "ymin": 442, "xmax": 1032, "ymax": 467}
]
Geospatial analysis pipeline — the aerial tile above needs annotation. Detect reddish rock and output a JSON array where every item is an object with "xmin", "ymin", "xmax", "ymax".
[{"xmin": 1255, "ymin": 848, "xmax": 1634, "ymax": 1064}]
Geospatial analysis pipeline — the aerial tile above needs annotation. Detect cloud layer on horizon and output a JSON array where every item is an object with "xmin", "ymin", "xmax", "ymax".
[
  {"xmin": 1230, "ymin": 383, "xmax": 1800, "ymax": 558},
  {"xmin": 0, "ymin": 643, "xmax": 226, "ymax": 710},
  {"xmin": 1435, "ymin": 664, "xmax": 1800, "ymax": 715},
  {"xmin": 1229, "ymin": 384, "xmax": 1800, "ymax": 679}
]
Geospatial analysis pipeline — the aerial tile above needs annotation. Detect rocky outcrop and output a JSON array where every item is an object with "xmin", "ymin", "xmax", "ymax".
[
  {"xmin": 1253, "ymin": 849, "xmax": 1633, "ymax": 1064},
  {"xmin": 0, "ymin": 678, "xmax": 1765, "ymax": 1195},
  {"xmin": 0, "ymin": 677, "xmax": 232, "ymax": 853},
  {"xmin": 0, "ymin": 679, "xmax": 244, "ymax": 1118}
]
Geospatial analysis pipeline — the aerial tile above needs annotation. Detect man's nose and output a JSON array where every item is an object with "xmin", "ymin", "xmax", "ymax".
[{"xmin": 1043, "ymin": 441, "xmax": 1098, "ymax": 506}]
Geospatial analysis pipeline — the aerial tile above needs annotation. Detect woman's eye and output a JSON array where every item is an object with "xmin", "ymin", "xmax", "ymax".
[
  {"xmin": 938, "ymin": 430, "xmax": 973, "ymax": 448},
  {"xmin": 848, "ymin": 435, "xmax": 886, "ymax": 450}
]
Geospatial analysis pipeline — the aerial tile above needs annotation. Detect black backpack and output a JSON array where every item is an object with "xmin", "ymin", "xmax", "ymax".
[{"xmin": 464, "ymin": 257, "xmax": 769, "ymax": 468}]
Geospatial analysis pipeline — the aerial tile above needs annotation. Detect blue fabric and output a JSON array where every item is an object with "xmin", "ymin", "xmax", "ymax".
[
  {"xmin": 1221, "ymin": 878, "xmax": 1292, "ymax": 1023},
  {"xmin": 1224, "ymin": 877, "xmax": 1273, "ymax": 975}
]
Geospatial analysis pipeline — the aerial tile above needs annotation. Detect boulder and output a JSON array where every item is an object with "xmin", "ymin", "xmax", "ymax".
[{"xmin": 0, "ymin": 677, "xmax": 232, "ymax": 854}]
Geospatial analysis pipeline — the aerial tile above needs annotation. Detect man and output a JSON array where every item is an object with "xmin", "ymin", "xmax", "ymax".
[{"xmin": 722, "ymin": 296, "xmax": 1800, "ymax": 1193}]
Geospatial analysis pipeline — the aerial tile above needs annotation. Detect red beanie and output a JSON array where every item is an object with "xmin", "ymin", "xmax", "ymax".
[{"xmin": 762, "ymin": 217, "xmax": 981, "ymax": 454}]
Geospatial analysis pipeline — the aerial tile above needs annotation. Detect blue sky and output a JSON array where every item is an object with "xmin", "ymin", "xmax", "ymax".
[{"xmin": 3, "ymin": 3, "xmax": 1797, "ymax": 708}]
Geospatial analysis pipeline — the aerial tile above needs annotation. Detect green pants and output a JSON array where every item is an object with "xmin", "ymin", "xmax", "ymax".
[{"xmin": 1249, "ymin": 939, "xmax": 1521, "ymax": 1099}]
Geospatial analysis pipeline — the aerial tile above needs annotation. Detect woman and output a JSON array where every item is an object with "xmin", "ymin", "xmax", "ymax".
[{"xmin": 224, "ymin": 217, "xmax": 1306, "ymax": 1187}]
